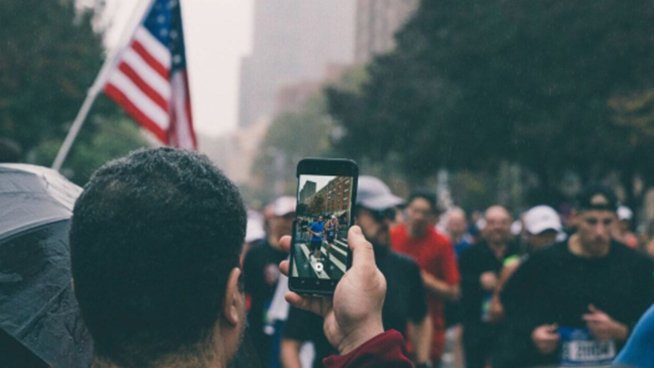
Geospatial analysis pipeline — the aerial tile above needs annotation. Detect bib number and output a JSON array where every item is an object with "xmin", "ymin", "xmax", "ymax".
[{"xmin": 559, "ymin": 327, "xmax": 615, "ymax": 367}]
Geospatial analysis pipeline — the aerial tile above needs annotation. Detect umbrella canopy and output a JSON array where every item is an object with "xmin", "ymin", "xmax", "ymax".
[
  {"xmin": 0, "ymin": 164, "xmax": 81, "ymax": 240},
  {"xmin": 0, "ymin": 164, "xmax": 92, "ymax": 368}
]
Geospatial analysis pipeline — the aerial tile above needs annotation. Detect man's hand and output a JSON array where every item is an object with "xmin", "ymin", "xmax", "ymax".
[
  {"xmin": 531, "ymin": 324, "xmax": 560, "ymax": 354},
  {"xmin": 279, "ymin": 226, "xmax": 386, "ymax": 354},
  {"xmin": 480, "ymin": 271, "xmax": 498, "ymax": 291},
  {"xmin": 488, "ymin": 294, "xmax": 504, "ymax": 322},
  {"xmin": 421, "ymin": 270, "xmax": 460, "ymax": 302},
  {"xmin": 582, "ymin": 304, "xmax": 629, "ymax": 341}
]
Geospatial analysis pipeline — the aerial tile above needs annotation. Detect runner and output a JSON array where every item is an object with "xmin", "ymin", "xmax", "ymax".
[
  {"xmin": 324, "ymin": 215, "xmax": 338, "ymax": 259},
  {"xmin": 391, "ymin": 190, "xmax": 460, "ymax": 364},
  {"xmin": 309, "ymin": 215, "xmax": 325, "ymax": 262},
  {"xmin": 459, "ymin": 205, "xmax": 519, "ymax": 368},
  {"xmin": 497, "ymin": 185, "xmax": 654, "ymax": 367}
]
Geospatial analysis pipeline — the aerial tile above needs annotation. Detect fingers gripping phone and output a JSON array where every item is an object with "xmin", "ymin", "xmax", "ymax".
[{"xmin": 288, "ymin": 158, "xmax": 358, "ymax": 294}]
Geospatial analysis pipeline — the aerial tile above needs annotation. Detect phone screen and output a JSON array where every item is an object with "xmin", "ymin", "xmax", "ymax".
[{"xmin": 290, "ymin": 173, "xmax": 355, "ymax": 290}]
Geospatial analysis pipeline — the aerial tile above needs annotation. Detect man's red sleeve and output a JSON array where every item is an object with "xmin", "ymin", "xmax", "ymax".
[
  {"xmin": 441, "ymin": 236, "xmax": 460, "ymax": 285},
  {"xmin": 322, "ymin": 330, "xmax": 413, "ymax": 368}
]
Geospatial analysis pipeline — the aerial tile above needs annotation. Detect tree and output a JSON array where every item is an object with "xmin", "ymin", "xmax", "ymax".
[
  {"xmin": 327, "ymin": 0, "xmax": 654, "ymax": 207},
  {"xmin": 32, "ymin": 116, "xmax": 149, "ymax": 184},
  {"xmin": 0, "ymin": 0, "xmax": 149, "ymax": 184},
  {"xmin": 250, "ymin": 92, "xmax": 340, "ymax": 202},
  {"xmin": 1, "ymin": 0, "xmax": 105, "ymax": 152},
  {"xmin": 309, "ymin": 195, "xmax": 325, "ymax": 216}
]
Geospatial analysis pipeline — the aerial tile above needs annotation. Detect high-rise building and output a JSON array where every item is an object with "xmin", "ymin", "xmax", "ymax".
[
  {"xmin": 238, "ymin": 0, "xmax": 355, "ymax": 128},
  {"xmin": 299, "ymin": 180, "xmax": 317, "ymax": 204},
  {"xmin": 354, "ymin": 0, "xmax": 418, "ymax": 64}
]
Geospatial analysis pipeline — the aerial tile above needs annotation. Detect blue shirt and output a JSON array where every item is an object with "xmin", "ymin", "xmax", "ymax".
[
  {"xmin": 310, "ymin": 221, "xmax": 324, "ymax": 242},
  {"xmin": 614, "ymin": 302, "xmax": 654, "ymax": 367}
]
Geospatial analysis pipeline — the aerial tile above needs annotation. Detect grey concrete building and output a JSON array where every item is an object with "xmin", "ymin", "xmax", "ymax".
[{"xmin": 238, "ymin": 0, "xmax": 355, "ymax": 128}]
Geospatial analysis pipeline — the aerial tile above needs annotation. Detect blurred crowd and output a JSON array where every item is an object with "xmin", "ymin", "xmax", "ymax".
[
  {"xmin": 4, "ymin": 150, "xmax": 654, "ymax": 368},
  {"xmin": 243, "ymin": 178, "xmax": 654, "ymax": 368}
]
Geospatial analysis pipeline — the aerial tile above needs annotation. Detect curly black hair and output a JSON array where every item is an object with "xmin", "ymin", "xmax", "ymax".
[{"xmin": 70, "ymin": 148, "xmax": 246, "ymax": 367}]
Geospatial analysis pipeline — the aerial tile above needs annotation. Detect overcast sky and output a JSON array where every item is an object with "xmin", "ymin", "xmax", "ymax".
[
  {"xmin": 299, "ymin": 175, "xmax": 338, "ymax": 193},
  {"xmin": 102, "ymin": 0, "xmax": 253, "ymax": 137}
]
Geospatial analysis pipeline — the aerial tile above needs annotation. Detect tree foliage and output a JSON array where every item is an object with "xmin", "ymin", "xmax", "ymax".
[
  {"xmin": 327, "ymin": 0, "xmax": 654, "ymax": 205},
  {"xmin": 1, "ymin": 0, "xmax": 103, "ymax": 150},
  {"xmin": 33, "ymin": 117, "xmax": 149, "ymax": 184},
  {"xmin": 0, "ymin": 0, "xmax": 148, "ymax": 184},
  {"xmin": 250, "ymin": 93, "xmax": 336, "ymax": 202},
  {"xmin": 309, "ymin": 195, "xmax": 325, "ymax": 216}
]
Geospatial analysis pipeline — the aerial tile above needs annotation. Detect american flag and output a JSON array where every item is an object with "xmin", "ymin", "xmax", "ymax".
[{"xmin": 104, "ymin": 0, "xmax": 196, "ymax": 149}]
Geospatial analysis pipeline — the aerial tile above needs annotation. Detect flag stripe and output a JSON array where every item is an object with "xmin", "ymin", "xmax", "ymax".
[
  {"xmin": 131, "ymin": 40, "xmax": 169, "ymax": 80},
  {"xmin": 171, "ymin": 71, "xmax": 194, "ymax": 148},
  {"xmin": 121, "ymin": 48, "xmax": 171, "ymax": 101},
  {"xmin": 105, "ymin": 83, "xmax": 168, "ymax": 143},
  {"xmin": 116, "ymin": 62, "xmax": 169, "ymax": 112},
  {"xmin": 106, "ymin": 71, "xmax": 169, "ymax": 130},
  {"xmin": 133, "ymin": 27, "xmax": 171, "ymax": 69}
]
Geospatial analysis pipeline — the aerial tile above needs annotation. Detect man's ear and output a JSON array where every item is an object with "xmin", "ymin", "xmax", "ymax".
[{"xmin": 222, "ymin": 267, "xmax": 242, "ymax": 327}]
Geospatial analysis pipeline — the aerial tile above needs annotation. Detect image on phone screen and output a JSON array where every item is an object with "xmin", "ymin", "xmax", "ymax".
[{"xmin": 291, "ymin": 174, "xmax": 354, "ymax": 280}]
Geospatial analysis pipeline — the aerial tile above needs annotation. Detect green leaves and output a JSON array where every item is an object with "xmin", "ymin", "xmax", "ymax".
[
  {"xmin": 0, "ymin": 0, "xmax": 147, "ymax": 184},
  {"xmin": 327, "ymin": 0, "xmax": 654, "ymax": 201}
]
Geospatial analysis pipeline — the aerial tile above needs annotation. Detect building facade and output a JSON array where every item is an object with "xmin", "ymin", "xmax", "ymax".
[{"xmin": 238, "ymin": 0, "xmax": 355, "ymax": 128}]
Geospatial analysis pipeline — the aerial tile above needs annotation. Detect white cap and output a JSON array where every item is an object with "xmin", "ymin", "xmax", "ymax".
[
  {"xmin": 523, "ymin": 205, "xmax": 562, "ymax": 235},
  {"xmin": 356, "ymin": 176, "xmax": 404, "ymax": 210},
  {"xmin": 270, "ymin": 196, "xmax": 296, "ymax": 216},
  {"xmin": 617, "ymin": 205, "xmax": 633, "ymax": 221},
  {"xmin": 511, "ymin": 220, "xmax": 522, "ymax": 236},
  {"xmin": 245, "ymin": 210, "xmax": 265, "ymax": 243}
]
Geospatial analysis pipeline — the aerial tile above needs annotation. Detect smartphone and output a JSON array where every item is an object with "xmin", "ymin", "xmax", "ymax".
[{"xmin": 288, "ymin": 158, "xmax": 358, "ymax": 294}]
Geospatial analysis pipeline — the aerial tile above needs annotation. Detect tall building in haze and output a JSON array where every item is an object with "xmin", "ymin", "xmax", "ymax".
[
  {"xmin": 354, "ymin": 0, "xmax": 418, "ymax": 64},
  {"xmin": 238, "ymin": 0, "xmax": 355, "ymax": 128}
]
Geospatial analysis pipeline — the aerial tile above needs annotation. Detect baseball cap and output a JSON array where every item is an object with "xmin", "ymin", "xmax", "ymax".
[
  {"xmin": 523, "ymin": 205, "xmax": 562, "ymax": 235},
  {"xmin": 575, "ymin": 184, "xmax": 618, "ymax": 212},
  {"xmin": 356, "ymin": 175, "xmax": 403, "ymax": 211},
  {"xmin": 270, "ymin": 196, "xmax": 296, "ymax": 216},
  {"xmin": 245, "ymin": 209, "xmax": 265, "ymax": 243},
  {"xmin": 617, "ymin": 205, "xmax": 633, "ymax": 221}
]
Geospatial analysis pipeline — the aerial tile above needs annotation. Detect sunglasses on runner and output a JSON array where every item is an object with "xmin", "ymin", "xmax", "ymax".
[{"xmin": 368, "ymin": 207, "xmax": 397, "ymax": 222}]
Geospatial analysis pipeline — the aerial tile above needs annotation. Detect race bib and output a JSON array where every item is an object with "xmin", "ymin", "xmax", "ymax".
[{"xmin": 559, "ymin": 327, "xmax": 616, "ymax": 367}]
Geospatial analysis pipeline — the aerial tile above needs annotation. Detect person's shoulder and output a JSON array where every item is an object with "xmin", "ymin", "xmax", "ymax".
[
  {"xmin": 611, "ymin": 240, "xmax": 641, "ymax": 256},
  {"xmin": 244, "ymin": 239, "xmax": 283, "ymax": 261},
  {"xmin": 388, "ymin": 250, "xmax": 421, "ymax": 270},
  {"xmin": 458, "ymin": 241, "xmax": 477, "ymax": 261},
  {"xmin": 532, "ymin": 240, "xmax": 567, "ymax": 259},
  {"xmin": 460, "ymin": 240, "xmax": 486, "ymax": 257},
  {"xmin": 390, "ymin": 223, "xmax": 408, "ymax": 237},
  {"xmin": 611, "ymin": 240, "xmax": 654, "ymax": 265},
  {"xmin": 430, "ymin": 228, "xmax": 452, "ymax": 247},
  {"xmin": 518, "ymin": 241, "xmax": 567, "ymax": 272},
  {"xmin": 243, "ymin": 239, "xmax": 267, "ymax": 258}
]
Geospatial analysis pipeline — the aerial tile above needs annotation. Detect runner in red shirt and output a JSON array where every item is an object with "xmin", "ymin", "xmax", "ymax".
[{"xmin": 391, "ymin": 190, "xmax": 461, "ymax": 363}]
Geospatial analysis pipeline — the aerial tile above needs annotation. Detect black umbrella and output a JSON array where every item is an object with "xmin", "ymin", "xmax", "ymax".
[{"xmin": 0, "ymin": 164, "xmax": 92, "ymax": 368}]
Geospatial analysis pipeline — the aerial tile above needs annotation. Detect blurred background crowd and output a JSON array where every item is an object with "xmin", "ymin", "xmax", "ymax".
[{"xmin": 240, "ymin": 182, "xmax": 654, "ymax": 367}]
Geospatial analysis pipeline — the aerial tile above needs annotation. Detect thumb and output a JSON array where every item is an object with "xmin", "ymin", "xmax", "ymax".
[
  {"xmin": 348, "ymin": 226, "xmax": 377, "ymax": 269},
  {"xmin": 588, "ymin": 304, "xmax": 599, "ymax": 313}
]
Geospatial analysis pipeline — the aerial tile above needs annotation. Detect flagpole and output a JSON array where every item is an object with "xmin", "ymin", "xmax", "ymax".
[{"xmin": 52, "ymin": 0, "xmax": 155, "ymax": 171}]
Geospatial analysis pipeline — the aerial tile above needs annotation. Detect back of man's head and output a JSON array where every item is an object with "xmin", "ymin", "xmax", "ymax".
[{"xmin": 70, "ymin": 148, "xmax": 246, "ymax": 367}]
